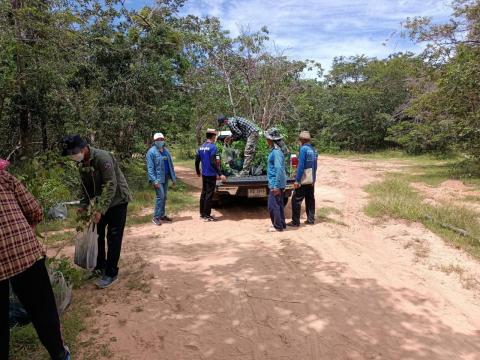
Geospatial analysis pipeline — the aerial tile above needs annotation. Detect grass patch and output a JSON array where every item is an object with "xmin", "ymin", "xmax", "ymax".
[
  {"xmin": 126, "ymin": 180, "xmax": 196, "ymax": 226},
  {"xmin": 463, "ymin": 195, "xmax": 480, "ymax": 202},
  {"xmin": 437, "ymin": 264, "xmax": 466, "ymax": 276},
  {"xmin": 173, "ymin": 158, "xmax": 196, "ymax": 170},
  {"xmin": 331, "ymin": 151, "xmax": 480, "ymax": 188},
  {"xmin": 404, "ymin": 238, "xmax": 430, "ymax": 261},
  {"xmin": 42, "ymin": 230, "xmax": 76, "ymax": 248},
  {"xmin": 316, "ymin": 206, "xmax": 347, "ymax": 226},
  {"xmin": 332, "ymin": 149, "xmax": 451, "ymax": 162},
  {"xmin": 365, "ymin": 177, "xmax": 480, "ymax": 258}
]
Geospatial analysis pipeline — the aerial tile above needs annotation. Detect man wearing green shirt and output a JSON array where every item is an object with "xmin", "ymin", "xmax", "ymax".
[{"xmin": 61, "ymin": 135, "xmax": 131, "ymax": 288}]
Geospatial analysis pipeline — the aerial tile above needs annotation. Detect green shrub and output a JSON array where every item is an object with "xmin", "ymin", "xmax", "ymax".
[{"xmin": 10, "ymin": 153, "xmax": 80, "ymax": 211}]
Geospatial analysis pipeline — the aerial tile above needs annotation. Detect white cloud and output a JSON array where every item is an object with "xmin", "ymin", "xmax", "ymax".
[{"xmin": 177, "ymin": 0, "xmax": 452, "ymax": 76}]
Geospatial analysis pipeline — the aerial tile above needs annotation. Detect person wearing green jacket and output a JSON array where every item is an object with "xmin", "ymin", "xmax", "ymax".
[{"xmin": 61, "ymin": 135, "xmax": 131, "ymax": 289}]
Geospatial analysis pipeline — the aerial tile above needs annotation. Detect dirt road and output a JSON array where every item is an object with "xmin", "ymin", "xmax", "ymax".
[{"xmin": 78, "ymin": 156, "xmax": 480, "ymax": 360}]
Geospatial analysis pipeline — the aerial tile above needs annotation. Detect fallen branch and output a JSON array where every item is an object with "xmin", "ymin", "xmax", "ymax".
[{"xmin": 424, "ymin": 214, "xmax": 476, "ymax": 240}]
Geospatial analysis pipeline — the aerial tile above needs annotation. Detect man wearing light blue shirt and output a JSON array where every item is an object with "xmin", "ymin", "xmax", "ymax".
[
  {"xmin": 265, "ymin": 128, "xmax": 287, "ymax": 232},
  {"xmin": 146, "ymin": 133, "xmax": 177, "ymax": 225}
]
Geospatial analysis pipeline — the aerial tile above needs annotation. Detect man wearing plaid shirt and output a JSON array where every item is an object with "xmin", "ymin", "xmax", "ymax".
[
  {"xmin": 217, "ymin": 115, "xmax": 260, "ymax": 176},
  {"xmin": 0, "ymin": 171, "xmax": 70, "ymax": 360}
]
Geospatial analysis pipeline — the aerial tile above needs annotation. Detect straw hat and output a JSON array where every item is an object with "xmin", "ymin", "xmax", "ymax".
[{"xmin": 299, "ymin": 131, "xmax": 311, "ymax": 140}]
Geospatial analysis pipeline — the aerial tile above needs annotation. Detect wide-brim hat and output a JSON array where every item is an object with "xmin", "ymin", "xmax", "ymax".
[
  {"xmin": 61, "ymin": 135, "xmax": 87, "ymax": 156},
  {"xmin": 264, "ymin": 127, "xmax": 284, "ymax": 141},
  {"xmin": 206, "ymin": 128, "xmax": 217, "ymax": 135},
  {"xmin": 299, "ymin": 131, "xmax": 311, "ymax": 140}
]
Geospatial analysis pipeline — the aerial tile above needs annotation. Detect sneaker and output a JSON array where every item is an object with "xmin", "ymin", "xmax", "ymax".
[
  {"xmin": 287, "ymin": 221, "xmax": 300, "ymax": 228},
  {"xmin": 304, "ymin": 220, "xmax": 315, "ymax": 225},
  {"xmin": 96, "ymin": 275, "xmax": 118, "ymax": 289},
  {"xmin": 161, "ymin": 216, "xmax": 173, "ymax": 222},
  {"xmin": 204, "ymin": 215, "xmax": 218, "ymax": 222},
  {"xmin": 152, "ymin": 217, "xmax": 162, "ymax": 226}
]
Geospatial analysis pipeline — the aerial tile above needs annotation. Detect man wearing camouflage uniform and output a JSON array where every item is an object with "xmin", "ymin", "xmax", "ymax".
[{"xmin": 217, "ymin": 115, "xmax": 259, "ymax": 176}]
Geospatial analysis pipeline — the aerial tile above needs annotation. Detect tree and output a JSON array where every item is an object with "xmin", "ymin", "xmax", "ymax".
[{"xmin": 400, "ymin": 0, "xmax": 480, "ymax": 157}]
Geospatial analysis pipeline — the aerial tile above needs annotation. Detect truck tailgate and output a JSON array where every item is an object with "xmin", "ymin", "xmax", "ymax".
[{"xmin": 223, "ymin": 175, "xmax": 295, "ymax": 185}]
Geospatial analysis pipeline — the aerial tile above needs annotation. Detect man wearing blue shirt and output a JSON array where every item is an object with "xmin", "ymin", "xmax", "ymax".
[
  {"xmin": 288, "ymin": 131, "xmax": 318, "ymax": 227},
  {"xmin": 195, "ymin": 129, "xmax": 226, "ymax": 221},
  {"xmin": 146, "ymin": 132, "xmax": 177, "ymax": 226},
  {"xmin": 265, "ymin": 128, "xmax": 287, "ymax": 232}
]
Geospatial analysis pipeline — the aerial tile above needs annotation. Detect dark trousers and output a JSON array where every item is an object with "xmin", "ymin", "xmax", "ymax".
[
  {"xmin": 96, "ymin": 203, "xmax": 128, "ymax": 278},
  {"xmin": 0, "ymin": 259, "xmax": 66, "ymax": 360},
  {"xmin": 200, "ymin": 176, "xmax": 217, "ymax": 217},
  {"xmin": 292, "ymin": 184, "xmax": 315, "ymax": 225},
  {"xmin": 268, "ymin": 189, "xmax": 286, "ymax": 231}
]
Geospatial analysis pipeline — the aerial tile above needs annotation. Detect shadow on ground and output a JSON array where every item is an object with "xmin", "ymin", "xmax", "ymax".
[{"xmin": 103, "ymin": 234, "xmax": 480, "ymax": 360}]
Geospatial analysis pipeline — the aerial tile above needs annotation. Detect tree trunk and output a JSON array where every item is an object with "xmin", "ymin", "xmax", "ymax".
[{"xmin": 40, "ymin": 114, "xmax": 48, "ymax": 151}]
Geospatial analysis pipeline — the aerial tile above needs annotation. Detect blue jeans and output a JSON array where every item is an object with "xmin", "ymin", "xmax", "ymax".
[
  {"xmin": 268, "ymin": 189, "xmax": 286, "ymax": 231},
  {"xmin": 154, "ymin": 180, "xmax": 169, "ymax": 219}
]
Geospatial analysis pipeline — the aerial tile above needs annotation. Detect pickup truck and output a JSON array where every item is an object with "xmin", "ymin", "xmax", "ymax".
[{"xmin": 213, "ymin": 131, "xmax": 295, "ymax": 206}]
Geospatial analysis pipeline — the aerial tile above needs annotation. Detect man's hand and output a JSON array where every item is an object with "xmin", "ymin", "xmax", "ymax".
[
  {"xmin": 153, "ymin": 183, "xmax": 161, "ymax": 189},
  {"xmin": 294, "ymin": 182, "xmax": 300, "ymax": 189},
  {"xmin": 271, "ymin": 188, "xmax": 281, "ymax": 196},
  {"xmin": 224, "ymin": 136, "xmax": 232, "ymax": 145},
  {"xmin": 171, "ymin": 182, "xmax": 176, "ymax": 189},
  {"xmin": 93, "ymin": 212, "xmax": 102, "ymax": 224},
  {"xmin": 197, "ymin": 173, "xmax": 201, "ymax": 178},
  {"xmin": 220, "ymin": 175, "xmax": 227, "ymax": 182}
]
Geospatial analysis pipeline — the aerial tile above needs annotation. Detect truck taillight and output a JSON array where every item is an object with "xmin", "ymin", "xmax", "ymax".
[{"xmin": 290, "ymin": 154, "xmax": 298, "ymax": 168}]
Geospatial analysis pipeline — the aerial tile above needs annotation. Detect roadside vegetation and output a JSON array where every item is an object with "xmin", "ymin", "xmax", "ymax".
[{"xmin": 365, "ymin": 171, "xmax": 480, "ymax": 259}]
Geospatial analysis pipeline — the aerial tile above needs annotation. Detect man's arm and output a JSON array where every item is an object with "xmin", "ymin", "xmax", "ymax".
[
  {"xmin": 295, "ymin": 146, "xmax": 307, "ymax": 183},
  {"xmin": 79, "ymin": 174, "xmax": 90, "ymax": 209},
  {"xmin": 167, "ymin": 150, "xmax": 177, "ymax": 183},
  {"xmin": 210, "ymin": 148, "xmax": 222, "ymax": 176},
  {"xmin": 97, "ymin": 154, "xmax": 118, "ymax": 215},
  {"xmin": 273, "ymin": 151, "xmax": 284, "ymax": 190},
  {"xmin": 11, "ymin": 173, "xmax": 43, "ymax": 226},
  {"xmin": 146, "ymin": 150, "xmax": 158, "ymax": 184},
  {"xmin": 195, "ymin": 151, "xmax": 201, "ymax": 176},
  {"xmin": 228, "ymin": 119, "xmax": 242, "ymax": 141}
]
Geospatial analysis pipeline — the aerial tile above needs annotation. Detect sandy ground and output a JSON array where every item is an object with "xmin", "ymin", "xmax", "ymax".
[{"xmin": 74, "ymin": 156, "xmax": 480, "ymax": 360}]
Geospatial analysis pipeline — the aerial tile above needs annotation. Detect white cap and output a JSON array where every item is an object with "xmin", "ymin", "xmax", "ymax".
[{"xmin": 153, "ymin": 132, "xmax": 164, "ymax": 140}]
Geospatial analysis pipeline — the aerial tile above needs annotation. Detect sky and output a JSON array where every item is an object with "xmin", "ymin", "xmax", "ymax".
[{"xmin": 129, "ymin": 0, "xmax": 453, "ymax": 76}]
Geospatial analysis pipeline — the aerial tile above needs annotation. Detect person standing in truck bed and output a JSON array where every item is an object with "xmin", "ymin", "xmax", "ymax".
[{"xmin": 217, "ymin": 115, "xmax": 260, "ymax": 176}]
